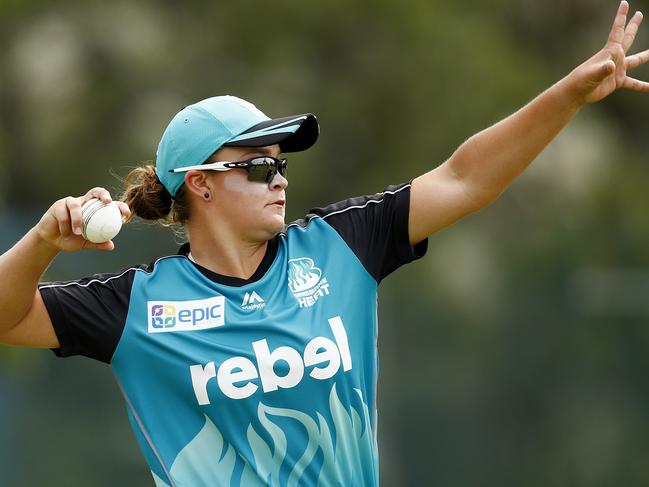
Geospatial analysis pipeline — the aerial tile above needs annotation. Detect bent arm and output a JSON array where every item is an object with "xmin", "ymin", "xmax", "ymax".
[
  {"xmin": 0, "ymin": 188, "xmax": 129, "ymax": 348},
  {"xmin": 409, "ymin": 1, "xmax": 649, "ymax": 244}
]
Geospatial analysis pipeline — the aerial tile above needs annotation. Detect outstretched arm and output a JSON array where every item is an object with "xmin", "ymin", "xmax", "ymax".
[{"xmin": 409, "ymin": 1, "xmax": 649, "ymax": 244}]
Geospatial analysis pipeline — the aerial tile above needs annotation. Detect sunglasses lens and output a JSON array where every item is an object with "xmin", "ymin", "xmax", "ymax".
[
  {"xmin": 247, "ymin": 165, "xmax": 272, "ymax": 182},
  {"xmin": 243, "ymin": 157, "xmax": 287, "ymax": 183}
]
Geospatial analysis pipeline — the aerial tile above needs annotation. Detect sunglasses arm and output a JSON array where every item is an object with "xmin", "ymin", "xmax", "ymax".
[{"xmin": 169, "ymin": 162, "xmax": 231, "ymax": 173}]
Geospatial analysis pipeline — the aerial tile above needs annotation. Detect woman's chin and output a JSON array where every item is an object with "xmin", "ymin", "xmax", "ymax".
[{"xmin": 261, "ymin": 214, "xmax": 285, "ymax": 237}]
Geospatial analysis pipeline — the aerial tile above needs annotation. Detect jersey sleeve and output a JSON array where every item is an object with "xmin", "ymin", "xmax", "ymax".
[
  {"xmin": 306, "ymin": 181, "xmax": 428, "ymax": 283},
  {"xmin": 38, "ymin": 265, "xmax": 144, "ymax": 364}
]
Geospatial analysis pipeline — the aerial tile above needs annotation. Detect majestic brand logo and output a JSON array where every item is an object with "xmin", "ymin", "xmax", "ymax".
[
  {"xmin": 189, "ymin": 316, "xmax": 352, "ymax": 404},
  {"xmin": 287, "ymin": 257, "xmax": 330, "ymax": 308},
  {"xmin": 241, "ymin": 291, "xmax": 265, "ymax": 311},
  {"xmin": 147, "ymin": 296, "xmax": 225, "ymax": 333}
]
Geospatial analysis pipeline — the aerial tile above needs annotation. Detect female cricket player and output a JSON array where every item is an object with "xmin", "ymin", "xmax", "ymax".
[{"xmin": 1, "ymin": 2, "xmax": 648, "ymax": 485}]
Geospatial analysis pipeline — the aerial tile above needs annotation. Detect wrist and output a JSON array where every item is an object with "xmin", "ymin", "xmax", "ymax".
[
  {"xmin": 554, "ymin": 73, "xmax": 588, "ymax": 112},
  {"xmin": 28, "ymin": 227, "xmax": 62, "ymax": 259}
]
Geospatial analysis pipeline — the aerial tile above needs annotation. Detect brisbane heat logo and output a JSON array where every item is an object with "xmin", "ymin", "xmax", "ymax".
[
  {"xmin": 287, "ymin": 257, "xmax": 330, "ymax": 308},
  {"xmin": 147, "ymin": 296, "xmax": 225, "ymax": 333}
]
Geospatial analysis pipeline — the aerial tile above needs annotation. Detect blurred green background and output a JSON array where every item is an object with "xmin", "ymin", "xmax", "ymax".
[{"xmin": 2, "ymin": 0, "xmax": 649, "ymax": 485}]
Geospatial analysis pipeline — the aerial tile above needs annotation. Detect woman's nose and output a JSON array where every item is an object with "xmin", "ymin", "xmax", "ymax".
[{"xmin": 269, "ymin": 172, "xmax": 288, "ymax": 190}]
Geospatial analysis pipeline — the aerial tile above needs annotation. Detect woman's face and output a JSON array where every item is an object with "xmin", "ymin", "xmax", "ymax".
[{"xmin": 207, "ymin": 144, "xmax": 287, "ymax": 241}]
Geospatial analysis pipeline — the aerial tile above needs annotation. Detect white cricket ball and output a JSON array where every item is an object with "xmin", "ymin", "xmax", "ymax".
[{"xmin": 81, "ymin": 199, "xmax": 123, "ymax": 243}]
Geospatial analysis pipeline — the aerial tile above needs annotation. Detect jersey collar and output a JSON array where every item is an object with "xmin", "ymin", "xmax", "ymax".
[{"xmin": 177, "ymin": 237, "xmax": 279, "ymax": 287}]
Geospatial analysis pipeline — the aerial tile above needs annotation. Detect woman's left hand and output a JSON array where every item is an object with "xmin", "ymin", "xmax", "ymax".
[{"xmin": 569, "ymin": 1, "xmax": 649, "ymax": 105}]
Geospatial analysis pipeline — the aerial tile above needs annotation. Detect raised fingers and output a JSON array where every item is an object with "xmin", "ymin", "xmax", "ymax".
[
  {"xmin": 609, "ymin": 1, "xmax": 630, "ymax": 46},
  {"xmin": 626, "ymin": 47, "xmax": 649, "ymax": 70},
  {"xmin": 622, "ymin": 75, "xmax": 649, "ymax": 92},
  {"xmin": 623, "ymin": 11, "xmax": 644, "ymax": 52}
]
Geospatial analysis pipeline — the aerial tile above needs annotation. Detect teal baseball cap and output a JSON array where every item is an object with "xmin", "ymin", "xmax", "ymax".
[{"xmin": 156, "ymin": 95, "xmax": 319, "ymax": 198}]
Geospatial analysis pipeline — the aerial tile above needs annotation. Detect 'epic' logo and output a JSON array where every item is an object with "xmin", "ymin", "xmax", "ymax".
[{"xmin": 147, "ymin": 296, "xmax": 225, "ymax": 333}]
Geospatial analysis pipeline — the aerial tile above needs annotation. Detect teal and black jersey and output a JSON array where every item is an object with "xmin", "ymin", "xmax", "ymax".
[{"xmin": 39, "ymin": 182, "xmax": 427, "ymax": 487}]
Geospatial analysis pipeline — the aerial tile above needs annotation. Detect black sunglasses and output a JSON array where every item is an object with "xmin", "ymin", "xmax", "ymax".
[{"xmin": 170, "ymin": 156, "xmax": 288, "ymax": 183}]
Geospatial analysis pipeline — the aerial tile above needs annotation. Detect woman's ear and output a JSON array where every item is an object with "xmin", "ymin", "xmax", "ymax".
[{"xmin": 184, "ymin": 171, "xmax": 212, "ymax": 201}]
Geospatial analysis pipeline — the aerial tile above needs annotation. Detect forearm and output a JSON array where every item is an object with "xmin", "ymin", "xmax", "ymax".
[
  {"xmin": 448, "ymin": 75, "xmax": 583, "ymax": 203},
  {"xmin": 0, "ymin": 227, "xmax": 59, "ymax": 332}
]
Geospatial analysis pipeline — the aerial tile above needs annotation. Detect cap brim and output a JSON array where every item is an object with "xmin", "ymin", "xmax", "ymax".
[{"xmin": 223, "ymin": 113, "xmax": 319, "ymax": 153}]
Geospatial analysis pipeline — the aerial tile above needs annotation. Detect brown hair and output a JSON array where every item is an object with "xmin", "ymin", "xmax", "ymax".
[{"xmin": 121, "ymin": 163, "xmax": 190, "ymax": 227}]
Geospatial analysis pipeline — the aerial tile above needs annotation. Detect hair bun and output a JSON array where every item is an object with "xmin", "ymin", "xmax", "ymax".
[{"xmin": 121, "ymin": 164, "xmax": 173, "ymax": 222}]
